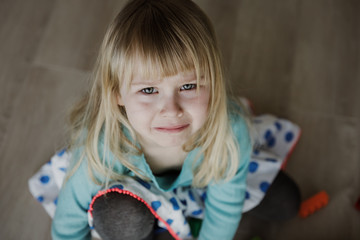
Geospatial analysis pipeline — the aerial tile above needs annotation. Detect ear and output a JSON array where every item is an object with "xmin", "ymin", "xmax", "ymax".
[{"xmin": 117, "ymin": 94, "xmax": 124, "ymax": 106}]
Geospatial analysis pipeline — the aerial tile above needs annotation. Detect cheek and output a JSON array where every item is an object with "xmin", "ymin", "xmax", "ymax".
[
  {"xmin": 186, "ymin": 90, "xmax": 210, "ymax": 124},
  {"xmin": 196, "ymin": 88, "xmax": 210, "ymax": 111},
  {"xmin": 123, "ymin": 95, "xmax": 152, "ymax": 113},
  {"xmin": 123, "ymin": 99, "xmax": 155, "ymax": 129}
]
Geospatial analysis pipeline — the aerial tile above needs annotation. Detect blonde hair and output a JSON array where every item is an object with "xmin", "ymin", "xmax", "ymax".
[{"xmin": 67, "ymin": 0, "xmax": 243, "ymax": 187}]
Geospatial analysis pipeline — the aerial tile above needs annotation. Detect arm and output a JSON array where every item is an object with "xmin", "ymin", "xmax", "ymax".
[
  {"xmin": 198, "ymin": 156, "xmax": 249, "ymax": 240},
  {"xmin": 198, "ymin": 112, "xmax": 252, "ymax": 240},
  {"xmin": 51, "ymin": 155, "xmax": 101, "ymax": 240}
]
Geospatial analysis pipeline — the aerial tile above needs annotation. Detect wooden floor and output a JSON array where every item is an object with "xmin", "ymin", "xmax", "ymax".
[{"xmin": 1, "ymin": 0, "xmax": 359, "ymax": 239}]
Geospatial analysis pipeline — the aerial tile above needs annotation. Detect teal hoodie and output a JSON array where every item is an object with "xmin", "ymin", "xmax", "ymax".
[{"xmin": 52, "ymin": 106, "xmax": 251, "ymax": 240}]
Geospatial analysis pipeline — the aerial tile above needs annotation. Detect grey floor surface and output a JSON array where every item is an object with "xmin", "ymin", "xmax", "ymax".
[{"xmin": 0, "ymin": 0, "xmax": 359, "ymax": 239}]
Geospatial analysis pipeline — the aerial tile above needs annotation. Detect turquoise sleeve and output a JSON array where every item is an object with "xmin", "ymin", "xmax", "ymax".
[
  {"xmin": 51, "ymin": 153, "xmax": 101, "ymax": 240},
  {"xmin": 198, "ymin": 113, "xmax": 252, "ymax": 240}
]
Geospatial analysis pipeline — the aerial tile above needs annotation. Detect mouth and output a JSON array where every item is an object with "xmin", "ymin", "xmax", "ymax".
[{"xmin": 154, "ymin": 124, "xmax": 190, "ymax": 133}]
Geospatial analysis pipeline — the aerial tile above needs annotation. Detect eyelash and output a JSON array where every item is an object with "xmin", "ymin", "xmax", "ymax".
[
  {"xmin": 141, "ymin": 87, "xmax": 158, "ymax": 94},
  {"xmin": 180, "ymin": 84, "xmax": 197, "ymax": 91},
  {"xmin": 140, "ymin": 84, "xmax": 197, "ymax": 94}
]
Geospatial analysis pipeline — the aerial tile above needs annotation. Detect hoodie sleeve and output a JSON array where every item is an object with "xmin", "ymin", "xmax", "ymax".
[
  {"xmin": 51, "ymin": 151, "xmax": 101, "ymax": 240},
  {"xmin": 198, "ymin": 112, "xmax": 252, "ymax": 240}
]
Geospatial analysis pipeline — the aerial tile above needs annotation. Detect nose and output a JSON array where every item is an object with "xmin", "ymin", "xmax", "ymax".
[{"xmin": 159, "ymin": 94, "xmax": 183, "ymax": 118}]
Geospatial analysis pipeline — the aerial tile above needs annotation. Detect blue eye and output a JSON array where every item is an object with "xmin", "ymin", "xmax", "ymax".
[
  {"xmin": 141, "ymin": 87, "xmax": 157, "ymax": 94},
  {"xmin": 181, "ymin": 84, "xmax": 196, "ymax": 90}
]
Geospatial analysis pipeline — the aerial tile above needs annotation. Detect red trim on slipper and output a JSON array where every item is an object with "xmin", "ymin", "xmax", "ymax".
[{"xmin": 88, "ymin": 188, "xmax": 181, "ymax": 240}]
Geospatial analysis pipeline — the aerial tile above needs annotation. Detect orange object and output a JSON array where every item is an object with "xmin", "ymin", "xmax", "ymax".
[{"xmin": 299, "ymin": 191, "xmax": 329, "ymax": 218}]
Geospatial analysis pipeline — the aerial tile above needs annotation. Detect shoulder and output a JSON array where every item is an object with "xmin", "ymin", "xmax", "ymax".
[
  {"xmin": 65, "ymin": 147, "xmax": 96, "ymax": 189},
  {"xmin": 67, "ymin": 140, "xmax": 126, "ymax": 187}
]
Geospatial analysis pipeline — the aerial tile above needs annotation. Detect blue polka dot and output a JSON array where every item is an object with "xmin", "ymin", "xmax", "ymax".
[
  {"xmin": 46, "ymin": 161, "xmax": 51, "ymax": 165},
  {"xmin": 264, "ymin": 130, "xmax": 272, "ymax": 141},
  {"xmin": 264, "ymin": 130, "xmax": 276, "ymax": 147},
  {"xmin": 151, "ymin": 201, "xmax": 162, "ymax": 211},
  {"xmin": 188, "ymin": 191, "xmax": 195, "ymax": 201},
  {"xmin": 249, "ymin": 161, "xmax": 259, "ymax": 173},
  {"xmin": 154, "ymin": 227, "xmax": 167, "ymax": 234},
  {"xmin": 275, "ymin": 122, "xmax": 282, "ymax": 131},
  {"xmin": 166, "ymin": 219, "xmax": 174, "ymax": 225},
  {"xmin": 110, "ymin": 184, "xmax": 124, "ymax": 190},
  {"xmin": 260, "ymin": 182, "xmax": 270, "ymax": 193},
  {"xmin": 173, "ymin": 188, "xmax": 177, "ymax": 194},
  {"xmin": 180, "ymin": 199, "xmax": 187, "ymax": 206},
  {"xmin": 54, "ymin": 198, "xmax": 58, "ymax": 205},
  {"xmin": 245, "ymin": 191, "xmax": 250, "ymax": 199},
  {"xmin": 90, "ymin": 226, "xmax": 94, "ymax": 230},
  {"xmin": 170, "ymin": 197, "xmax": 180, "ymax": 211},
  {"xmin": 184, "ymin": 219, "xmax": 188, "ymax": 225},
  {"xmin": 137, "ymin": 178, "xmax": 151, "ymax": 189},
  {"xmin": 267, "ymin": 137, "xmax": 276, "ymax": 148},
  {"xmin": 40, "ymin": 175, "xmax": 50, "ymax": 184},
  {"xmin": 37, "ymin": 196, "xmax": 44, "ymax": 202},
  {"xmin": 201, "ymin": 192, "xmax": 207, "ymax": 202},
  {"xmin": 253, "ymin": 149, "xmax": 260, "ymax": 155},
  {"xmin": 192, "ymin": 209, "xmax": 203, "ymax": 215},
  {"xmin": 59, "ymin": 167, "xmax": 67, "ymax": 172},
  {"xmin": 265, "ymin": 158, "xmax": 277, "ymax": 163},
  {"xmin": 57, "ymin": 148, "xmax": 66, "ymax": 157},
  {"xmin": 285, "ymin": 131, "xmax": 294, "ymax": 142}
]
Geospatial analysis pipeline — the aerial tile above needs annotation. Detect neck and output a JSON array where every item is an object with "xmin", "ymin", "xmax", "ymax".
[{"xmin": 141, "ymin": 144, "xmax": 188, "ymax": 175}]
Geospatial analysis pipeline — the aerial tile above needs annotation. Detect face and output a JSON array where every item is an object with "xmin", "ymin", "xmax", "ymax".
[{"xmin": 118, "ymin": 70, "xmax": 210, "ymax": 150}]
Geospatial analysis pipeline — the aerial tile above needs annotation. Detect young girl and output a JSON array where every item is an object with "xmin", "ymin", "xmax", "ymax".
[{"xmin": 29, "ymin": 0, "xmax": 301, "ymax": 239}]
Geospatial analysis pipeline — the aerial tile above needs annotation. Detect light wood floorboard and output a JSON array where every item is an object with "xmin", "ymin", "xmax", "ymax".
[{"xmin": 0, "ymin": 0, "xmax": 359, "ymax": 239}]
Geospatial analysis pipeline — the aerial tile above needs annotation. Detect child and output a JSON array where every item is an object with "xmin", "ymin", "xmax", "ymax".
[{"xmin": 34, "ymin": 0, "xmax": 301, "ymax": 239}]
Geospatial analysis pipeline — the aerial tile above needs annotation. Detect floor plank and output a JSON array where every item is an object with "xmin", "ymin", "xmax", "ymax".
[
  {"xmin": 228, "ymin": 0, "xmax": 299, "ymax": 116},
  {"xmin": 0, "ymin": 66, "xmax": 88, "ymax": 239},
  {"xmin": 0, "ymin": 0, "xmax": 55, "ymax": 60},
  {"xmin": 0, "ymin": 0, "xmax": 359, "ymax": 239},
  {"xmin": 34, "ymin": 0, "xmax": 126, "ymax": 71}
]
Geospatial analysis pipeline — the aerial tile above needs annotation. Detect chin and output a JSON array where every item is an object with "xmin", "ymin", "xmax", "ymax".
[{"xmin": 157, "ymin": 140, "xmax": 186, "ymax": 148}]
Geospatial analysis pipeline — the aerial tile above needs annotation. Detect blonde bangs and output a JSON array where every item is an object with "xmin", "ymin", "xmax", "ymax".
[{"xmin": 108, "ymin": 1, "xmax": 214, "ymax": 91}]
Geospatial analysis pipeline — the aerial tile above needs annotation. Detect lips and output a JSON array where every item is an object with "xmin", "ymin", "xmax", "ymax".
[{"xmin": 154, "ymin": 124, "xmax": 190, "ymax": 133}]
